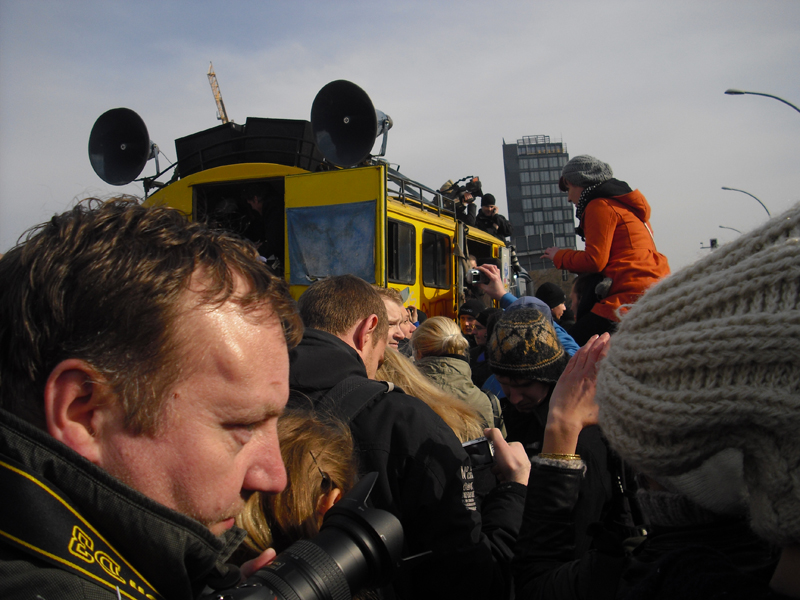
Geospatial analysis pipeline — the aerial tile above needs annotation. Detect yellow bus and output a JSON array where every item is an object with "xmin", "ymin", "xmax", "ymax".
[{"xmin": 89, "ymin": 83, "xmax": 518, "ymax": 318}]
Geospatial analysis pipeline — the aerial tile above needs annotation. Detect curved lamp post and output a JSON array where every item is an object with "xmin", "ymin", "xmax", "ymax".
[
  {"xmin": 719, "ymin": 225, "xmax": 742, "ymax": 234},
  {"xmin": 721, "ymin": 186, "xmax": 771, "ymax": 217},
  {"xmin": 724, "ymin": 89, "xmax": 800, "ymax": 115}
]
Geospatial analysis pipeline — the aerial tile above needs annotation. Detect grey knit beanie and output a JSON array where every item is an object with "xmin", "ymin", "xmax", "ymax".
[
  {"xmin": 561, "ymin": 155, "xmax": 613, "ymax": 187},
  {"xmin": 488, "ymin": 308, "xmax": 567, "ymax": 384},
  {"xmin": 596, "ymin": 202, "xmax": 800, "ymax": 546}
]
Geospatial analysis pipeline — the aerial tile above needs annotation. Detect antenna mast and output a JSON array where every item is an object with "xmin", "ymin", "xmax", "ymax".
[{"xmin": 207, "ymin": 62, "xmax": 230, "ymax": 124}]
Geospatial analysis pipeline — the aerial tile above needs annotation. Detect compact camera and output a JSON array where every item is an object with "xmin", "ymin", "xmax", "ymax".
[
  {"xmin": 467, "ymin": 268, "xmax": 490, "ymax": 286},
  {"xmin": 462, "ymin": 436, "xmax": 495, "ymax": 467}
]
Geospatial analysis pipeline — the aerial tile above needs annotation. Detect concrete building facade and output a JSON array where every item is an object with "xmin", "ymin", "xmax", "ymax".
[{"xmin": 502, "ymin": 135, "xmax": 577, "ymax": 272}]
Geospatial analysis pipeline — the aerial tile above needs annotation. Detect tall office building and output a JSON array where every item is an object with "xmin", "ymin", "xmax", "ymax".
[{"xmin": 502, "ymin": 135, "xmax": 577, "ymax": 272}]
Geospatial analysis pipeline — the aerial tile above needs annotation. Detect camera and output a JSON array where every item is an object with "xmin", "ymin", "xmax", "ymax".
[
  {"xmin": 203, "ymin": 472, "xmax": 403, "ymax": 600},
  {"xmin": 467, "ymin": 268, "xmax": 489, "ymax": 286},
  {"xmin": 462, "ymin": 437, "xmax": 494, "ymax": 467},
  {"xmin": 440, "ymin": 176, "xmax": 484, "ymax": 204}
]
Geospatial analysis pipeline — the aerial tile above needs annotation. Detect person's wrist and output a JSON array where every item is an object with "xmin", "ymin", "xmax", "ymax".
[{"xmin": 542, "ymin": 418, "xmax": 582, "ymax": 455}]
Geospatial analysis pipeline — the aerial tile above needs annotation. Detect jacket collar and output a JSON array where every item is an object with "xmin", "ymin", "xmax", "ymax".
[
  {"xmin": 0, "ymin": 408, "xmax": 244, "ymax": 599},
  {"xmin": 289, "ymin": 328, "xmax": 369, "ymax": 398}
]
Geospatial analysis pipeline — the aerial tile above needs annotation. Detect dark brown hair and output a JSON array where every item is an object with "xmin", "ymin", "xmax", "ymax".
[
  {"xmin": 298, "ymin": 275, "xmax": 389, "ymax": 344},
  {"xmin": 0, "ymin": 197, "xmax": 303, "ymax": 433}
]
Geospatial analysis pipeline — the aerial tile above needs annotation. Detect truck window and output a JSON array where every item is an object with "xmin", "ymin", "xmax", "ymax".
[
  {"xmin": 388, "ymin": 219, "xmax": 416, "ymax": 284},
  {"xmin": 422, "ymin": 229, "xmax": 450, "ymax": 289},
  {"xmin": 193, "ymin": 178, "xmax": 285, "ymax": 265}
]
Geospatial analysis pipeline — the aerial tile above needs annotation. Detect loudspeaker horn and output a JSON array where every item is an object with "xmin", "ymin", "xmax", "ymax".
[
  {"xmin": 88, "ymin": 107, "xmax": 154, "ymax": 185},
  {"xmin": 311, "ymin": 80, "xmax": 392, "ymax": 168}
]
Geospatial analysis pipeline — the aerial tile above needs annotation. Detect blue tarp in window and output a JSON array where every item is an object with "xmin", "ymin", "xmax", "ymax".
[{"xmin": 287, "ymin": 200, "xmax": 376, "ymax": 284}]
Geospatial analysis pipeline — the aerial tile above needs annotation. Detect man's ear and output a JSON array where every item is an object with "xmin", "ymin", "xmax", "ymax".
[
  {"xmin": 352, "ymin": 314, "xmax": 379, "ymax": 352},
  {"xmin": 43, "ymin": 359, "xmax": 119, "ymax": 465}
]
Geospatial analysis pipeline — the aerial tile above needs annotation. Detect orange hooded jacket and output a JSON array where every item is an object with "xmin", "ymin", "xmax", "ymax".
[{"xmin": 553, "ymin": 189, "xmax": 670, "ymax": 322}]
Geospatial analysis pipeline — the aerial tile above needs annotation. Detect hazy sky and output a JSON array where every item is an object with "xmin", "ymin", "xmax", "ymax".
[{"xmin": 1, "ymin": 1, "xmax": 798, "ymax": 273}]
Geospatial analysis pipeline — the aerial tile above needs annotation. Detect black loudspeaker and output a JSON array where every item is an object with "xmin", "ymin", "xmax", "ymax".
[
  {"xmin": 88, "ymin": 108, "xmax": 152, "ymax": 185},
  {"xmin": 311, "ymin": 80, "xmax": 392, "ymax": 168},
  {"xmin": 175, "ymin": 118, "xmax": 325, "ymax": 178}
]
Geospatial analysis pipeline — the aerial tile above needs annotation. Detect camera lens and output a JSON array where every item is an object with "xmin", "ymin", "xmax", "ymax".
[{"xmin": 203, "ymin": 473, "xmax": 403, "ymax": 600}]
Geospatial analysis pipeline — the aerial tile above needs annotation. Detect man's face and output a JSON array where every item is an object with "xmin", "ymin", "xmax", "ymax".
[
  {"xmin": 551, "ymin": 303, "xmax": 566, "ymax": 320},
  {"xmin": 480, "ymin": 205, "xmax": 497, "ymax": 217},
  {"xmin": 460, "ymin": 314, "xmax": 477, "ymax": 336},
  {"xmin": 473, "ymin": 321, "xmax": 488, "ymax": 346},
  {"xmin": 382, "ymin": 298, "xmax": 406, "ymax": 350},
  {"xmin": 362, "ymin": 333, "xmax": 388, "ymax": 380},
  {"xmin": 399, "ymin": 311, "xmax": 416, "ymax": 339},
  {"xmin": 494, "ymin": 375, "xmax": 551, "ymax": 414},
  {"xmin": 97, "ymin": 292, "xmax": 289, "ymax": 536}
]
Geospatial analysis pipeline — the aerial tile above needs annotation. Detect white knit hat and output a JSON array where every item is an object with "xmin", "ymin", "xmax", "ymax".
[{"xmin": 596, "ymin": 202, "xmax": 800, "ymax": 546}]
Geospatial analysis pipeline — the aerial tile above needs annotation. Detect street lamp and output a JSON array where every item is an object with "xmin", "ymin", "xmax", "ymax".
[
  {"xmin": 719, "ymin": 225, "xmax": 742, "ymax": 234},
  {"xmin": 724, "ymin": 89, "xmax": 800, "ymax": 115},
  {"xmin": 721, "ymin": 187, "xmax": 771, "ymax": 217}
]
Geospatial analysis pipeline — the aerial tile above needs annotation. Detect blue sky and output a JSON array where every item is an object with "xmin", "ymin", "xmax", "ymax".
[{"xmin": 2, "ymin": 0, "xmax": 799, "ymax": 272}]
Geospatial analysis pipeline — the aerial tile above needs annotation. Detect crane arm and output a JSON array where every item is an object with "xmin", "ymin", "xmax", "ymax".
[{"xmin": 207, "ymin": 62, "xmax": 230, "ymax": 124}]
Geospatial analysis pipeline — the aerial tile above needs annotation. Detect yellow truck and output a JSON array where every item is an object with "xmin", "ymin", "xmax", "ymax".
[{"xmin": 87, "ymin": 81, "xmax": 519, "ymax": 318}]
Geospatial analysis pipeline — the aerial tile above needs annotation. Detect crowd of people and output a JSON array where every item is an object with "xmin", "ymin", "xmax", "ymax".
[{"xmin": 1, "ymin": 153, "xmax": 798, "ymax": 600}]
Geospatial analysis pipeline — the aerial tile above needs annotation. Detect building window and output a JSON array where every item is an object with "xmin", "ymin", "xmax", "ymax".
[
  {"xmin": 556, "ymin": 236, "xmax": 566, "ymax": 246},
  {"xmin": 543, "ymin": 197, "xmax": 553, "ymax": 208},
  {"xmin": 544, "ymin": 211, "xmax": 554, "ymax": 221},
  {"xmin": 524, "ymin": 225, "xmax": 535, "ymax": 236},
  {"xmin": 519, "ymin": 158, "xmax": 528, "ymax": 169},
  {"xmin": 533, "ymin": 212, "xmax": 543, "ymax": 223},
  {"xmin": 522, "ymin": 198, "xmax": 532, "ymax": 210},
  {"xmin": 544, "ymin": 224, "xmax": 554, "ymax": 234},
  {"xmin": 534, "ymin": 198, "xmax": 543, "ymax": 209},
  {"xmin": 524, "ymin": 211, "xmax": 533, "ymax": 223},
  {"xmin": 387, "ymin": 219, "xmax": 416, "ymax": 284},
  {"xmin": 532, "ymin": 184, "xmax": 542, "ymax": 195},
  {"xmin": 520, "ymin": 171, "xmax": 530, "ymax": 183},
  {"xmin": 422, "ymin": 230, "xmax": 450, "ymax": 289}
]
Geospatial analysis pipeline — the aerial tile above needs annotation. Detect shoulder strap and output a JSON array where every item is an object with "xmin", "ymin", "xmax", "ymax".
[
  {"xmin": 316, "ymin": 376, "xmax": 394, "ymax": 424},
  {"xmin": 0, "ymin": 456, "xmax": 165, "ymax": 600}
]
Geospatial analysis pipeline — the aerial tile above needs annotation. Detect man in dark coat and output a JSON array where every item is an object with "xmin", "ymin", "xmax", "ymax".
[
  {"xmin": 475, "ymin": 194, "xmax": 514, "ymax": 239},
  {"xmin": 289, "ymin": 275, "xmax": 530, "ymax": 600},
  {"xmin": 0, "ymin": 199, "xmax": 302, "ymax": 599}
]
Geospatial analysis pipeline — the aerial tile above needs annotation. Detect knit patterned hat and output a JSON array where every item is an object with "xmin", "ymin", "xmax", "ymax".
[
  {"xmin": 488, "ymin": 308, "xmax": 567, "ymax": 383},
  {"xmin": 561, "ymin": 155, "xmax": 613, "ymax": 188},
  {"xmin": 596, "ymin": 202, "xmax": 800, "ymax": 546}
]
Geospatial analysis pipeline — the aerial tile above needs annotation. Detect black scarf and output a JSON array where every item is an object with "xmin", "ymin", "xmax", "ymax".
[{"xmin": 574, "ymin": 178, "xmax": 633, "ymax": 240}]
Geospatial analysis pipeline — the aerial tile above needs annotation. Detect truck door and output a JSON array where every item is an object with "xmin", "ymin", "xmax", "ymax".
[{"xmin": 284, "ymin": 165, "xmax": 386, "ymax": 299}]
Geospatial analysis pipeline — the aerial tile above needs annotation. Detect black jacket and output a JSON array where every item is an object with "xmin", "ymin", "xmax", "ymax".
[
  {"xmin": 0, "ymin": 409, "xmax": 244, "ymax": 600},
  {"xmin": 475, "ymin": 211, "xmax": 514, "ymax": 239},
  {"xmin": 289, "ymin": 329, "xmax": 526, "ymax": 600},
  {"xmin": 503, "ymin": 396, "xmax": 614, "ymax": 559},
  {"xmin": 514, "ymin": 460, "xmax": 778, "ymax": 600}
]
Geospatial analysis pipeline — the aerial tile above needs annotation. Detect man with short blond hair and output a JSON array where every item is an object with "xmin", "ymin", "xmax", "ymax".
[{"xmin": 373, "ymin": 286, "xmax": 414, "ymax": 350}]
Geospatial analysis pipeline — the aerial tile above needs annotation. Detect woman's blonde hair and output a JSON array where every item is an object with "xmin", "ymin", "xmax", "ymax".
[
  {"xmin": 237, "ymin": 409, "xmax": 358, "ymax": 555},
  {"xmin": 410, "ymin": 316, "xmax": 469, "ymax": 359},
  {"xmin": 377, "ymin": 347, "xmax": 484, "ymax": 443}
]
